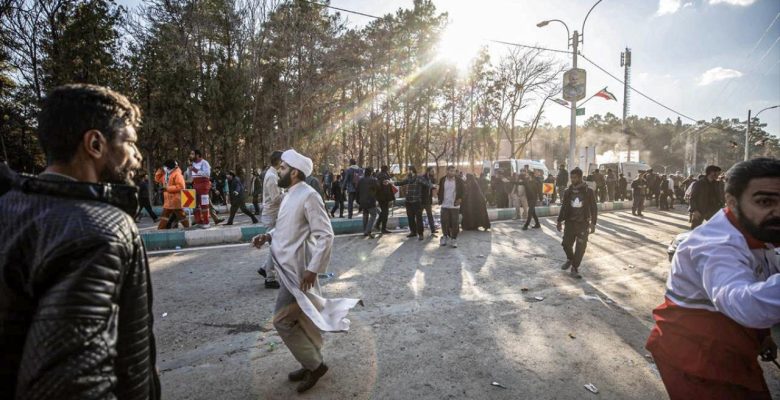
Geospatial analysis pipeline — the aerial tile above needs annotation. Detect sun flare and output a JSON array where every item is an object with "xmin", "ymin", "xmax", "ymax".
[{"xmin": 437, "ymin": 21, "xmax": 485, "ymax": 70}]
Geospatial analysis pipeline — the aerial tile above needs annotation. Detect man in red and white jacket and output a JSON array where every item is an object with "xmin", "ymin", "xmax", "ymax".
[{"xmin": 646, "ymin": 157, "xmax": 779, "ymax": 400}]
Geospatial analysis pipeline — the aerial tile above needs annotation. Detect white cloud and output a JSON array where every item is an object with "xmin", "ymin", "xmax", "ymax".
[
  {"xmin": 656, "ymin": 0, "xmax": 694, "ymax": 16},
  {"xmin": 708, "ymin": 0, "xmax": 756, "ymax": 6},
  {"xmin": 698, "ymin": 67, "xmax": 743, "ymax": 85}
]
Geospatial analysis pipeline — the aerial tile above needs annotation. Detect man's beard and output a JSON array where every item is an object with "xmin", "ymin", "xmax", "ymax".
[
  {"xmin": 736, "ymin": 206, "xmax": 780, "ymax": 243},
  {"xmin": 278, "ymin": 170, "xmax": 292, "ymax": 188},
  {"xmin": 100, "ymin": 161, "xmax": 137, "ymax": 186}
]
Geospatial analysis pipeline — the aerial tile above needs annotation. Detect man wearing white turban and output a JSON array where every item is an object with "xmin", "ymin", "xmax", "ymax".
[{"xmin": 252, "ymin": 149, "xmax": 361, "ymax": 393}]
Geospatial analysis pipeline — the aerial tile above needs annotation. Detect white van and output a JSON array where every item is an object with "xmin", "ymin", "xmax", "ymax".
[
  {"xmin": 489, "ymin": 159, "xmax": 549, "ymax": 178},
  {"xmin": 599, "ymin": 161, "xmax": 651, "ymax": 181}
]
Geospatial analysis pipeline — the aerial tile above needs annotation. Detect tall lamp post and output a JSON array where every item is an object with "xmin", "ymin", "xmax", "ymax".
[
  {"xmin": 744, "ymin": 105, "xmax": 779, "ymax": 161},
  {"xmin": 538, "ymin": 0, "xmax": 603, "ymax": 171}
]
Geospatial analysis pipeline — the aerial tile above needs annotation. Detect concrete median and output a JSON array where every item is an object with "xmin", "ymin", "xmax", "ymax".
[{"xmin": 141, "ymin": 199, "xmax": 655, "ymax": 250}]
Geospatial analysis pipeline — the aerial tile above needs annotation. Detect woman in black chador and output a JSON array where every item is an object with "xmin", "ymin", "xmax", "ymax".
[{"xmin": 461, "ymin": 173, "xmax": 491, "ymax": 231}]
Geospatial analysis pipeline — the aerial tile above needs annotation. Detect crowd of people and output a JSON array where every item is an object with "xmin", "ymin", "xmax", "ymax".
[{"xmin": 0, "ymin": 84, "xmax": 776, "ymax": 399}]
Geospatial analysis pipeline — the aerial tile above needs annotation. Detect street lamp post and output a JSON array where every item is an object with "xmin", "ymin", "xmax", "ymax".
[
  {"xmin": 744, "ymin": 105, "xmax": 779, "ymax": 161},
  {"xmin": 538, "ymin": 0, "xmax": 603, "ymax": 171}
]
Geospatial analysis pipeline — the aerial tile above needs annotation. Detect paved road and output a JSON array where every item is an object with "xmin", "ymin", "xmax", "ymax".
[{"xmin": 148, "ymin": 209, "xmax": 780, "ymax": 400}]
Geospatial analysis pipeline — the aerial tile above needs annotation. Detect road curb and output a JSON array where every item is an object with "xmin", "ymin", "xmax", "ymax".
[{"xmin": 141, "ymin": 199, "xmax": 651, "ymax": 250}]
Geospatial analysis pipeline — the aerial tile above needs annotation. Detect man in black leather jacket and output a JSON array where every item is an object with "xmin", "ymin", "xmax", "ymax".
[{"xmin": 0, "ymin": 84, "xmax": 160, "ymax": 400}]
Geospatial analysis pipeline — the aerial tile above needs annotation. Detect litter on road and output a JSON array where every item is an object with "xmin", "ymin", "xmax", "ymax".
[
  {"xmin": 584, "ymin": 383, "xmax": 599, "ymax": 394},
  {"xmin": 490, "ymin": 381, "xmax": 507, "ymax": 389}
]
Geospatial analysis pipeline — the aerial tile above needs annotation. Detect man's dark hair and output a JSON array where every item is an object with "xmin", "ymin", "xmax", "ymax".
[
  {"xmin": 37, "ymin": 84, "xmax": 141, "ymax": 164},
  {"xmin": 381, "ymin": 165, "xmax": 389, "ymax": 173},
  {"xmin": 725, "ymin": 158, "xmax": 780, "ymax": 200},
  {"xmin": 447, "ymin": 165, "xmax": 455, "ymax": 171},
  {"xmin": 270, "ymin": 151, "xmax": 283, "ymax": 165},
  {"xmin": 349, "ymin": 159, "xmax": 357, "ymax": 166},
  {"xmin": 705, "ymin": 165, "xmax": 721, "ymax": 175},
  {"xmin": 570, "ymin": 167, "xmax": 583, "ymax": 177},
  {"xmin": 193, "ymin": 149, "xmax": 202, "ymax": 157},
  {"xmin": 409, "ymin": 166, "xmax": 417, "ymax": 174},
  {"xmin": 365, "ymin": 167, "xmax": 373, "ymax": 176},
  {"xmin": 163, "ymin": 159, "xmax": 176, "ymax": 170},
  {"xmin": 227, "ymin": 170, "xmax": 235, "ymax": 177}
]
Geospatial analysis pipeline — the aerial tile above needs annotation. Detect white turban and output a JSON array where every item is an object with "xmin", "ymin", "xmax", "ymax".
[{"xmin": 281, "ymin": 149, "xmax": 313, "ymax": 177}]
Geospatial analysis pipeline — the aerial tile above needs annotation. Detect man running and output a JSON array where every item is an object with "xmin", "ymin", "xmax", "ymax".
[
  {"xmin": 557, "ymin": 167, "xmax": 598, "ymax": 279},
  {"xmin": 646, "ymin": 158, "xmax": 779, "ymax": 399},
  {"xmin": 252, "ymin": 149, "xmax": 361, "ymax": 393},
  {"xmin": 189, "ymin": 149, "xmax": 212, "ymax": 227}
]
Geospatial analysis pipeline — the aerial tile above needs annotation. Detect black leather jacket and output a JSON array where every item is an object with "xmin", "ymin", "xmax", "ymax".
[{"xmin": 0, "ymin": 164, "xmax": 160, "ymax": 400}]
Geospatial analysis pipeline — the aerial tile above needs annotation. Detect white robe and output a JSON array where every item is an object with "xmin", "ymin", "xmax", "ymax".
[{"xmin": 268, "ymin": 181, "xmax": 361, "ymax": 332}]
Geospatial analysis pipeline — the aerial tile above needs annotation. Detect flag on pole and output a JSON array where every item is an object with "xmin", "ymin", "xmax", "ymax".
[
  {"xmin": 594, "ymin": 87, "xmax": 618, "ymax": 101},
  {"xmin": 552, "ymin": 98, "xmax": 569, "ymax": 107}
]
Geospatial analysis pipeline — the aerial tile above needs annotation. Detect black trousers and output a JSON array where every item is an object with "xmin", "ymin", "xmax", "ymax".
[
  {"xmin": 562, "ymin": 221, "xmax": 590, "ymax": 268},
  {"xmin": 441, "ymin": 207, "xmax": 460, "ymax": 239},
  {"xmin": 633, "ymin": 195, "xmax": 645, "ymax": 214},
  {"xmin": 423, "ymin": 203, "xmax": 436, "ymax": 233},
  {"xmin": 524, "ymin": 205, "xmax": 539, "ymax": 227},
  {"xmin": 136, "ymin": 197, "xmax": 158, "ymax": 221},
  {"xmin": 252, "ymin": 193, "xmax": 261, "ymax": 215},
  {"xmin": 227, "ymin": 196, "xmax": 258, "ymax": 224},
  {"xmin": 496, "ymin": 192, "xmax": 509, "ymax": 208},
  {"xmin": 376, "ymin": 200, "xmax": 391, "ymax": 230},
  {"xmin": 347, "ymin": 191, "xmax": 357, "ymax": 218},
  {"xmin": 331, "ymin": 198, "xmax": 344, "ymax": 217},
  {"xmin": 405, "ymin": 202, "xmax": 424, "ymax": 236}
]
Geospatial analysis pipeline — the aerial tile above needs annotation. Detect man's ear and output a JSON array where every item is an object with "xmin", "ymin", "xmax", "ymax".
[
  {"xmin": 725, "ymin": 193, "xmax": 737, "ymax": 210},
  {"xmin": 83, "ymin": 130, "xmax": 106, "ymax": 159}
]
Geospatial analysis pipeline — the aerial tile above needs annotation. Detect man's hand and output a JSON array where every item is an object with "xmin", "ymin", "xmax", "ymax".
[
  {"xmin": 590, "ymin": 224, "xmax": 596, "ymax": 234},
  {"xmin": 556, "ymin": 222, "xmax": 562, "ymax": 232},
  {"xmin": 300, "ymin": 271, "xmax": 317, "ymax": 292},
  {"xmin": 760, "ymin": 336, "xmax": 777, "ymax": 362},
  {"xmin": 692, "ymin": 211, "xmax": 702, "ymax": 220},
  {"xmin": 252, "ymin": 233, "xmax": 269, "ymax": 249}
]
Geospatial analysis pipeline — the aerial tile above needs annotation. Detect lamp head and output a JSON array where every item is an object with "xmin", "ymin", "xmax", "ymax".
[{"xmin": 536, "ymin": 20, "xmax": 550, "ymax": 27}]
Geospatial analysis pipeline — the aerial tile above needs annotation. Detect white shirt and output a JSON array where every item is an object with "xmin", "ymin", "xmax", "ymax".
[
  {"xmin": 262, "ymin": 166, "xmax": 282, "ymax": 222},
  {"xmin": 441, "ymin": 177, "xmax": 457, "ymax": 209},
  {"xmin": 190, "ymin": 159, "xmax": 211, "ymax": 178},
  {"xmin": 665, "ymin": 209, "xmax": 780, "ymax": 329}
]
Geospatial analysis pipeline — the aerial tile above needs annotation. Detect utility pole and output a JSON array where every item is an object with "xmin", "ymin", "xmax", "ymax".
[
  {"xmin": 744, "ymin": 109, "xmax": 751, "ymax": 161},
  {"xmin": 692, "ymin": 130, "xmax": 698, "ymax": 174},
  {"xmin": 621, "ymin": 48, "xmax": 632, "ymax": 162},
  {"xmin": 569, "ymin": 30, "xmax": 579, "ymax": 170}
]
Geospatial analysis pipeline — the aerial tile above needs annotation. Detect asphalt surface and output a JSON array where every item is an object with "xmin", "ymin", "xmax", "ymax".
[{"xmin": 148, "ymin": 208, "xmax": 780, "ymax": 400}]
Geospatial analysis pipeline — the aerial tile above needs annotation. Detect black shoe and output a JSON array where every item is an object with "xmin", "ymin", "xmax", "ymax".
[
  {"xmin": 407, "ymin": 233, "xmax": 417, "ymax": 238},
  {"xmin": 561, "ymin": 260, "xmax": 572, "ymax": 270},
  {"xmin": 364, "ymin": 233, "xmax": 376, "ymax": 238},
  {"xmin": 251, "ymin": 219, "xmax": 259, "ymax": 224},
  {"xmin": 257, "ymin": 268, "xmax": 267, "ymax": 278},
  {"xmin": 225, "ymin": 222, "xmax": 233, "ymax": 226},
  {"xmin": 418, "ymin": 235, "xmax": 424, "ymax": 241},
  {"xmin": 215, "ymin": 218, "xmax": 224, "ymax": 225},
  {"xmin": 522, "ymin": 225, "xmax": 529, "ymax": 231},
  {"xmin": 381, "ymin": 229, "xmax": 392, "ymax": 234},
  {"xmin": 330, "ymin": 212, "xmax": 335, "ymax": 218},
  {"xmin": 265, "ymin": 280, "xmax": 280, "ymax": 289},
  {"xmin": 532, "ymin": 224, "xmax": 541, "ymax": 229},
  {"xmin": 289, "ymin": 368, "xmax": 307, "ymax": 382},
  {"xmin": 297, "ymin": 363, "xmax": 329, "ymax": 393}
]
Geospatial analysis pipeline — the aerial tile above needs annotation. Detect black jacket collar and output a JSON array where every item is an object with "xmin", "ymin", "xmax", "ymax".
[{"xmin": 0, "ymin": 163, "xmax": 139, "ymax": 216}]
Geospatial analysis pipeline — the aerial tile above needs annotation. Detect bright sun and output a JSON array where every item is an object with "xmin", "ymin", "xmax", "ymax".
[{"xmin": 437, "ymin": 21, "xmax": 485, "ymax": 71}]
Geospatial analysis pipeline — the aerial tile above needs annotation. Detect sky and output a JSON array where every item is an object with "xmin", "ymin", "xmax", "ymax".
[{"xmin": 118, "ymin": 0, "xmax": 780, "ymax": 138}]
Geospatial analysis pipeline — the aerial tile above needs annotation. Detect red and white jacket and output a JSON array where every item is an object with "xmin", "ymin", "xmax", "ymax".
[{"xmin": 647, "ymin": 208, "xmax": 779, "ymax": 390}]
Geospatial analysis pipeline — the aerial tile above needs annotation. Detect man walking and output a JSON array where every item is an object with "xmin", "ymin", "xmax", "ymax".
[
  {"xmin": 646, "ymin": 158, "xmax": 779, "ymax": 399},
  {"xmin": 357, "ymin": 167, "xmax": 380, "ymax": 238},
  {"xmin": 438, "ymin": 165, "xmax": 464, "ymax": 248},
  {"xmin": 251, "ymin": 149, "xmax": 361, "ymax": 393},
  {"xmin": 617, "ymin": 173, "xmax": 627, "ymax": 201},
  {"xmin": 689, "ymin": 165, "xmax": 724, "ymax": 229},
  {"xmin": 251, "ymin": 166, "xmax": 265, "ymax": 215},
  {"xmin": 330, "ymin": 174, "xmax": 345, "ymax": 218},
  {"xmin": 422, "ymin": 167, "xmax": 438, "ymax": 236},
  {"xmin": 606, "ymin": 168, "xmax": 617, "ymax": 202},
  {"xmin": 521, "ymin": 171, "xmax": 540, "ymax": 230},
  {"xmin": 375, "ymin": 165, "xmax": 395, "ymax": 234},
  {"xmin": 0, "ymin": 84, "xmax": 160, "ymax": 399},
  {"xmin": 258, "ymin": 150, "xmax": 284, "ymax": 288},
  {"xmin": 557, "ymin": 168, "xmax": 597, "ymax": 279},
  {"xmin": 189, "ymin": 149, "xmax": 212, "ymax": 227},
  {"xmin": 556, "ymin": 164, "xmax": 569, "ymax": 205},
  {"xmin": 342, "ymin": 159, "xmax": 362, "ymax": 219},
  {"xmin": 395, "ymin": 166, "xmax": 432, "ymax": 240},
  {"xmin": 155, "ymin": 159, "xmax": 190, "ymax": 229},
  {"xmin": 135, "ymin": 172, "xmax": 159, "ymax": 222},
  {"xmin": 631, "ymin": 172, "xmax": 648, "ymax": 216},
  {"xmin": 592, "ymin": 169, "xmax": 607, "ymax": 203},
  {"xmin": 511, "ymin": 172, "xmax": 528, "ymax": 220},
  {"xmin": 225, "ymin": 171, "xmax": 259, "ymax": 225}
]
